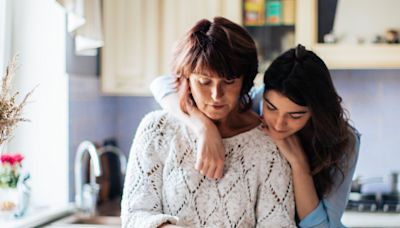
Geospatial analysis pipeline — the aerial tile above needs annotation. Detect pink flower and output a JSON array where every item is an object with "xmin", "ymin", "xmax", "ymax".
[
  {"xmin": 0, "ymin": 153, "xmax": 24, "ymax": 166},
  {"xmin": 13, "ymin": 154, "xmax": 24, "ymax": 163}
]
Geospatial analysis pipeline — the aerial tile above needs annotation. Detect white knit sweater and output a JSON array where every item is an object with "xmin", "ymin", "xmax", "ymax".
[{"xmin": 121, "ymin": 111, "xmax": 295, "ymax": 228}]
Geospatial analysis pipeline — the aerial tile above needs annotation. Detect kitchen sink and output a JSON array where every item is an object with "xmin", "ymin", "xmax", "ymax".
[{"xmin": 45, "ymin": 214, "xmax": 121, "ymax": 227}]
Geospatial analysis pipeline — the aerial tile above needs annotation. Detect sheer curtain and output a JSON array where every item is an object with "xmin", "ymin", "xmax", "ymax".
[
  {"xmin": 6, "ymin": 0, "xmax": 69, "ymax": 207},
  {"xmin": 0, "ymin": 0, "xmax": 12, "ymax": 76}
]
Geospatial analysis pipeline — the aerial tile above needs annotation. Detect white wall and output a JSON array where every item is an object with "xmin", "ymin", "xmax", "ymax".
[{"xmin": 7, "ymin": 0, "xmax": 69, "ymax": 206}]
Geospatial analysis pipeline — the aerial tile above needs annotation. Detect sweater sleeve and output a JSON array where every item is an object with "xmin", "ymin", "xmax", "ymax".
[
  {"xmin": 256, "ymin": 150, "xmax": 296, "ymax": 228},
  {"xmin": 150, "ymin": 75, "xmax": 177, "ymax": 104},
  {"xmin": 121, "ymin": 112, "xmax": 179, "ymax": 228},
  {"xmin": 298, "ymin": 128, "xmax": 361, "ymax": 228},
  {"xmin": 250, "ymin": 84, "xmax": 265, "ymax": 115}
]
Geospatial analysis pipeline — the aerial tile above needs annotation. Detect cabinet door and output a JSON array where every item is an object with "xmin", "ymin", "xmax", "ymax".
[
  {"xmin": 101, "ymin": 0, "xmax": 241, "ymax": 96},
  {"xmin": 101, "ymin": 0, "xmax": 161, "ymax": 95}
]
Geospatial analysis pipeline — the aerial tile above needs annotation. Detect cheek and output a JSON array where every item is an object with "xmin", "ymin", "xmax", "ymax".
[{"xmin": 290, "ymin": 119, "xmax": 310, "ymax": 133}]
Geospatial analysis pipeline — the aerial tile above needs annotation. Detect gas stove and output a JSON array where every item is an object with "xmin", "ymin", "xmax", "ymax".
[{"xmin": 346, "ymin": 192, "xmax": 400, "ymax": 212}]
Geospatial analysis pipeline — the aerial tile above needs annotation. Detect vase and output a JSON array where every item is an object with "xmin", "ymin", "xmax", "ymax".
[{"xmin": 0, "ymin": 187, "xmax": 19, "ymax": 219}]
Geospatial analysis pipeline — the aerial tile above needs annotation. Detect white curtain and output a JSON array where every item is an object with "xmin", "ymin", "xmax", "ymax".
[
  {"xmin": 56, "ymin": 0, "xmax": 104, "ymax": 56},
  {"xmin": 0, "ymin": 0, "xmax": 12, "ymax": 72}
]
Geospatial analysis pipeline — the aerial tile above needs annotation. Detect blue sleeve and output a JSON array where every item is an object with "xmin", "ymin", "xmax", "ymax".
[
  {"xmin": 250, "ymin": 84, "xmax": 265, "ymax": 115},
  {"xmin": 299, "ymin": 128, "xmax": 361, "ymax": 228},
  {"xmin": 149, "ymin": 75, "xmax": 177, "ymax": 104}
]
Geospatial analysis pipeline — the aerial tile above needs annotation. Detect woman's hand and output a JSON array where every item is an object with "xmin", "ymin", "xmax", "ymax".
[
  {"xmin": 179, "ymin": 79, "xmax": 225, "ymax": 179},
  {"xmin": 260, "ymin": 119, "xmax": 309, "ymax": 170}
]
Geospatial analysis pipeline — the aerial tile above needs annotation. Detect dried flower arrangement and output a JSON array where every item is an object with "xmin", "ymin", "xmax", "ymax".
[{"xmin": 0, "ymin": 55, "xmax": 35, "ymax": 146}]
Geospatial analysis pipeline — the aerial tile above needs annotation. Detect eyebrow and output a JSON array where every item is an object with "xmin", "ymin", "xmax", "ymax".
[{"xmin": 264, "ymin": 97, "xmax": 308, "ymax": 114}]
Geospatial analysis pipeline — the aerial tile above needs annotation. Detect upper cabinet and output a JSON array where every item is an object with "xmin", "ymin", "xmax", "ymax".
[
  {"xmin": 101, "ymin": 0, "xmax": 241, "ymax": 95},
  {"xmin": 296, "ymin": 0, "xmax": 400, "ymax": 69},
  {"xmin": 101, "ymin": 0, "xmax": 400, "ymax": 95},
  {"xmin": 242, "ymin": 0, "xmax": 296, "ymax": 85}
]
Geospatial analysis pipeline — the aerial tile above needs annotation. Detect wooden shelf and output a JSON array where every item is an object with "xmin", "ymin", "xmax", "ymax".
[
  {"xmin": 313, "ymin": 44, "xmax": 400, "ymax": 69},
  {"xmin": 296, "ymin": 0, "xmax": 400, "ymax": 69}
]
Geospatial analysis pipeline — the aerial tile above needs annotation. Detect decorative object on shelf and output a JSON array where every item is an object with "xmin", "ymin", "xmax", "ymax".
[
  {"xmin": 385, "ymin": 29, "xmax": 399, "ymax": 44},
  {"xmin": 266, "ymin": 0, "xmax": 282, "ymax": 24},
  {"xmin": 0, "ymin": 55, "xmax": 36, "ymax": 146},
  {"xmin": 0, "ymin": 153, "xmax": 30, "ymax": 219},
  {"xmin": 244, "ymin": 0, "xmax": 265, "ymax": 26}
]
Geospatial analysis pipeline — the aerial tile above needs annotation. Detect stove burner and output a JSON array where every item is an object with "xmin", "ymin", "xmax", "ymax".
[{"xmin": 346, "ymin": 192, "xmax": 400, "ymax": 212}]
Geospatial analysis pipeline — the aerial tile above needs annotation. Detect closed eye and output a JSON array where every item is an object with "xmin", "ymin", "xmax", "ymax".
[
  {"xmin": 224, "ymin": 79, "xmax": 235, "ymax": 85},
  {"xmin": 198, "ymin": 78, "xmax": 211, "ymax": 85},
  {"xmin": 289, "ymin": 113, "xmax": 303, "ymax": 119},
  {"xmin": 266, "ymin": 103, "xmax": 276, "ymax": 111}
]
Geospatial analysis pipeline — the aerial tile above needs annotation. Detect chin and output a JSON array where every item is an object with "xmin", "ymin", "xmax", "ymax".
[
  {"xmin": 268, "ymin": 131, "xmax": 291, "ymax": 140},
  {"xmin": 204, "ymin": 112, "xmax": 227, "ymax": 121}
]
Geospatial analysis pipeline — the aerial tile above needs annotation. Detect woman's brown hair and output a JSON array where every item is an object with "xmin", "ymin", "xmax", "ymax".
[{"xmin": 171, "ymin": 17, "xmax": 258, "ymax": 111}]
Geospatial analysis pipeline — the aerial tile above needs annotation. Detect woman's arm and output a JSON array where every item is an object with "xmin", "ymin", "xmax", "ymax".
[
  {"xmin": 121, "ymin": 112, "xmax": 179, "ymax": 228},
  {"xmin": 150, "ymin": 75, "xmax": 225, "ymax": 179},
  {"xmin": 298, "ymin": 130, "xmax": 361, "ymax": 228},
  {"xmin": 264, "ymin": 125, "xmax": 361, "ymax": 228}
]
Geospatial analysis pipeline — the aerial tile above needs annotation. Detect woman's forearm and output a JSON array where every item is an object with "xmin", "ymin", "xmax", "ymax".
[{"xmin": 291, "ymin": 162, "xmax": 320, "ymax": 220}]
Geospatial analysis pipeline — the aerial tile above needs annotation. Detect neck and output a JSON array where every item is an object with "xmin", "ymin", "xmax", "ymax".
[{"xmin": 213, "ymin": 107, "xmax": 260, "ymax": 138}]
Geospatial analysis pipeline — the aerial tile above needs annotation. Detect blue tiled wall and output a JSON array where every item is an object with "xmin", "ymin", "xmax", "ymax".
[
  {"xmin": 68, "ymin": 75, "xmax": 160, "ymax": 200},
  {"xmin": 331, "ymin": 70, "xmax": 400, "ymax": 179}
]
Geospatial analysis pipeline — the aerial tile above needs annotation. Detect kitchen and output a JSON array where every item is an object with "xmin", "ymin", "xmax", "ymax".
[{"xmin": 1, "ymin": 0, "xmax": 400, "ymax": 227}]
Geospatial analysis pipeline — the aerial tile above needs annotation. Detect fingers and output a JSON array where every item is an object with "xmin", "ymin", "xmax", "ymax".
[
  {"xmin": 213, "ymin": 161, "xmax": 224, "ymax": 179},
  {"xmin": 195, "ymin": 158, "xmax": 203, "ymax": 171},
  {"xmin": 196, "ymin": 158, "xmax": 224, "ymax": 179},
  {"xmin": 205, "ymin": 164, "xmax": 217, "ymax": 179}
]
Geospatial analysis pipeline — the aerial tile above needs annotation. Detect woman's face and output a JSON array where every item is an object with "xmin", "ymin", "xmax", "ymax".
[
  {"xmin": 262, "ymin": 90, "xmax": 312, "ymax": 140},
  {"xmin": 189, "ymin": 73, "xmax": 243, "ymax": 121}
]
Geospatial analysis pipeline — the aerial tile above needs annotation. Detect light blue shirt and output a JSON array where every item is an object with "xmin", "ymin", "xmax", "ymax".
[{"xmin": 150, "ymin": 75, "xmax": 361, "ymax": 228}]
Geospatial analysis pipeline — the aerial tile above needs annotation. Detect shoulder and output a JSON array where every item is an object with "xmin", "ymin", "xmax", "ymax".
[
  {"xmin": 135, "ymin": 110, "xmax": 179, "ymax": 138},
  {"xmin": 241, "ymin": 126, "xmax": 283, "ymax": 162},
  {"xmin": 344, "ymin": 126, "xmax": 361, "ymax": 170}
]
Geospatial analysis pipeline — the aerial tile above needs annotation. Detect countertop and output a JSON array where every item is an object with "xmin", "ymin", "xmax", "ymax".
[
  {"xmin": 0, "ymin": 203, "xmax": 75, "ymax": 228},
  {"xmin": 343, "ymin": 211, "xmax": 400, "ymax": 227}
]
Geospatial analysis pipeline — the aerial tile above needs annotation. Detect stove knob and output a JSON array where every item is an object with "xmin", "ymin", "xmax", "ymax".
[
  {"xmin": 383, "ymin": 204, "xmax": 389, "ymax": 212},
  {"xmin": 358, "ymin": 204, "xmax": 364, "ymax": 212}
]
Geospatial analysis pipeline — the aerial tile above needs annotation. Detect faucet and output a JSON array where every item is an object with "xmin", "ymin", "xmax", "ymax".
[
  {"xmin": 97, "ymin": 145, "xmax": 127, "ymax": 176},
  {"xmin": 74, "ymin": 141, "xmax": 102, "ymax": 216}
]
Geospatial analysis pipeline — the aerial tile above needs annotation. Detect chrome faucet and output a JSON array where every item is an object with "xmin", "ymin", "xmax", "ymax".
[
  {"xmin": 97, "ymin": 145, "xmax": 127, "ymax": 176},
  {"xmin": 74, "ymin": 141, "xmax": 102, "ymax": 216}
]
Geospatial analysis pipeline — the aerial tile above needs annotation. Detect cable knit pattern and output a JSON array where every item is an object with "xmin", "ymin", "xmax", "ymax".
[{"xmin": 121, "ymin": 111, "xmax": 296, "ymax": 228}]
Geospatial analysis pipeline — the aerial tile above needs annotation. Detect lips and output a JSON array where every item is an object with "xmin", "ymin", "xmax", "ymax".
[{"xmin": 210, "ymin": 104, "xmax": 225, "ymax": 109}]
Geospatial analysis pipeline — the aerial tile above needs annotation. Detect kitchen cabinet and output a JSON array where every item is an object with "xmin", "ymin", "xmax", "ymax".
[
  {"xmin": 101, "ymin": 0, "xmax": 241, "ymax": 95},
  {"xmin": 296, "ymin": 0, "xmax": 400, "ymax": 69},
  {"xmin": 242, "ymin": 0, "xmax": 296, "ymax": 85}
]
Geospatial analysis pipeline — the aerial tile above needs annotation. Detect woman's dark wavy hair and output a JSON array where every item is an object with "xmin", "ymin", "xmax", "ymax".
[
  {"xmin": 171, "ymin": 17, "xmax": 258, "ymax": 111},
  {"xmin": 264, "ymin": 44, "xmax": 356, "ymax": 196}
]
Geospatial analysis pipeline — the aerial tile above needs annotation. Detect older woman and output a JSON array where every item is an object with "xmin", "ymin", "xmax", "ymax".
[{"xmin": 121, "ymin": 17, "xmax": 295, "ymax": 228}]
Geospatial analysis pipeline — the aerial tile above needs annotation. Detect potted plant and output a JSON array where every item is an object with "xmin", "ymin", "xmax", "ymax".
[{"xmin": 0, "ymin": 55, "xmax": 34, "ymax": 219}]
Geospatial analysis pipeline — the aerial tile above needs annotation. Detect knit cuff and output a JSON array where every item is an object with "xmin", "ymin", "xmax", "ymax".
[{"xmin": 141, "ymin": 214, "xmax": 179, "ymax": 228}]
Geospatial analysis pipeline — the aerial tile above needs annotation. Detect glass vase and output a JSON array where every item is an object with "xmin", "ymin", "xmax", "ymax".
[{"xmin": 0, "ymin": 187, "xmax": 19, "ymax": 219}]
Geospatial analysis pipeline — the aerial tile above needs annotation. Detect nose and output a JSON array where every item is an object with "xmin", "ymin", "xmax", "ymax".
[
  {"xmin": 274, "ymin": 115, "xmax": 287, "ymax": 131},
  {"xmin": 211, "ymin": 83, "xmax": 224, "ymax": 101}
]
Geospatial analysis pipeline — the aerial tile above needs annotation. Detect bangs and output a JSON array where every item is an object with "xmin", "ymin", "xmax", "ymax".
[{"xmin": 177, "ymin": 40, "xmax": 242, "ymax": 80}]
